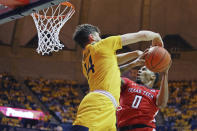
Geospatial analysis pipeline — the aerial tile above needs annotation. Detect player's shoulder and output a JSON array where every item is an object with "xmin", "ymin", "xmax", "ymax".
[
  {"xmin": 121, "ymin": 77, "xmax": 131, "ymax": 82},
  {"xmin": 149, "ymin": 89, "xmax": 157, "ymax": 92},
  {"xmin": 83, "ymin": 44, "xmax": 96, "ymax": 55},
  {"xmin": 93, "ymin": 35, "xmax": 122, "ymax": 51},
  {"xmin": 151, "ymin": 89, "xmax": 160, "ymax": 93},
  {"xmin": 147, "ymin": 88, "xmax": 160, "ymax": 95},
  {"xmin": 102, "ymin": 36, "xmax": 120, "ymax": 41},
  {"xmin": 121, "ymin": 77, "xmax": 136, "ymax": 85},
  {"xmin": 149, "ymin": 86, "xmax": 159, "ymax": 92},
  {"xmin": 95, "ymin": 36, "xmax": 120, "ymax": 46}
]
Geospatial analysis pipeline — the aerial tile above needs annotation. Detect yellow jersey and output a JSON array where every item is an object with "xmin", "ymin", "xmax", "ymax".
[{"xmin": 82, "ymin": 36, "xmax": 122, "ymax": 103}]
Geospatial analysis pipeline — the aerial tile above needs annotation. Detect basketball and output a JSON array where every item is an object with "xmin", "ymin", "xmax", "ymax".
[{"xmin": 145, "ymin": 46, "xmax": 171, "ymax": 72}]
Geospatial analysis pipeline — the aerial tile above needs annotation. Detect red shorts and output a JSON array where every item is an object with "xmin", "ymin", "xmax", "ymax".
[
  {"xmin": 127, "ymin": 127, "xmax": 155, "ymax": 131},
  {"xmin": 118, "ymin": 127, "xmax": 156, "ymax": 131}
]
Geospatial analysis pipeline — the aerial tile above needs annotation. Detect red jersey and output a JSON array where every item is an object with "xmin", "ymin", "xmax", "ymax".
[{"xmin": 117, "ymin": 77, "xmax": 159, "ymax": 129}]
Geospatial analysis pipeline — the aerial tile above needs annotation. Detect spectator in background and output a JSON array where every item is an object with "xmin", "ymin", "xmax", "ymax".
[
  {"xmin": 54, "ymin": 125, "xmax": 63, "ymax": 131},
  {"xmin": 0, "ymin": 112, "xmax": 3, "ymax": 124},
  {"xmin": 190, "ymin": 114, "xmax": 197, "ymax": 131}
]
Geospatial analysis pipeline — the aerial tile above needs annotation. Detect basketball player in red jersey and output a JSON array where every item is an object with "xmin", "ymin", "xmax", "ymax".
[{"xmin": 117, "ymin": 54, "xmax": 171, "ymax": 131}]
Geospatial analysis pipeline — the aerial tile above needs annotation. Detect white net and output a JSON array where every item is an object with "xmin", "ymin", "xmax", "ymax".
[{"xmin": 31, "ymin": 2, "xmax": 75, "ymax": 55}]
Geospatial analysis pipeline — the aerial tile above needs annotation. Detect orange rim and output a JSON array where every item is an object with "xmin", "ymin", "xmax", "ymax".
[
  {"xmin": 32, "ymin": 2, "xmax": 75, "ymax": 19},
  {"xmin": 61, "ymin": 2, "xmax": 75, "ymax": 9}
]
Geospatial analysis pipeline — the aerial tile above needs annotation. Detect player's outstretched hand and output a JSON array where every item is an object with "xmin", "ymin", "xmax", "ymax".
[
  {"xmin": 134, "ymin": 49, "xmax": 149, "ymax": 67},
  {"xmin": 134, "ymin": 58, "xmax": 145, "ymax": 67},
  {"xmin": 163, "ymin": 60, "xmax": 172, "ymax": 73},
  {"xmin": 152, "ymin": 35, "xmax": 164, "ymax": 47}
]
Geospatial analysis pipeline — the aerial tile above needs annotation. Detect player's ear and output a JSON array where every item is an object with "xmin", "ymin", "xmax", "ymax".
[
  {"xmin": 150, "ymin": 74, "xmax": 156, "ymax": 81},
  {"xmin": 88, "ymin": 34, "xmax": 95, "ymax": 42}
]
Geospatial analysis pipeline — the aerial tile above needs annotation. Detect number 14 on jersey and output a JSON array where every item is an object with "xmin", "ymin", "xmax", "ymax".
[{"xmin": 84, "ymin": 55, "xmax": 95, "ymax": 79}]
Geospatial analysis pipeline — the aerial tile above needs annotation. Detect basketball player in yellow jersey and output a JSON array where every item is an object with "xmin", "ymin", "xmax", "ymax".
[{"xmin": 71, "ymin": 24, "xmax": 163, "ymax": 131}]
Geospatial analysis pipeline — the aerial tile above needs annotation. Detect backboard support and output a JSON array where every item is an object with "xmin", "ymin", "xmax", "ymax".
[{"xmin": 0, "ymin": 0, "xmax": 69, "ymax": 25}]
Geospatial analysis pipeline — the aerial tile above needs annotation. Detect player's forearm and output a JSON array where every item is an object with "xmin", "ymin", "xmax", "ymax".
[
  {"xmin": 156, "ymin": 72, "xmax": 169, "ymax": 108},
  {"xmin": 117, "ymin": 50, "xmax": 142, "ymax": 65},
  {"xmin": 119, "ymin": 60, "xmax": 139, "ymax": 74},
  {"xmin": 121, "ymin": 30, "xmax": 161, "ymax": 46}
]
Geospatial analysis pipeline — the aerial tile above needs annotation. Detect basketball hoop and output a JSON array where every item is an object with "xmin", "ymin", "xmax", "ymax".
[{"xmin": 31, "ymin": 2, "xmax": 75, "ymax": 55}]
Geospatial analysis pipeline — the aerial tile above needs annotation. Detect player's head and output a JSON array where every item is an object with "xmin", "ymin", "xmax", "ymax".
[
  {"xmin": 73, "ymin": 24, "xmax": 101, "ymax": 48},
  {"xmin": 136, "ymin": 66, "xmax": 159, "ymax": 88}
]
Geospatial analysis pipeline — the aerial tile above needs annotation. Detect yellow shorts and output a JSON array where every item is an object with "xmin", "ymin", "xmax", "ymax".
[{"xmin": 73, "ymin": 92, "xmax": 116, "ymax": 131}]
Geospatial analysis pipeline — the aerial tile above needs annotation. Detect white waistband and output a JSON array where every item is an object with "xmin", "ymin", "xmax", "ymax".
[{"xmin": 93, "ymin": 90, "xmax": 118, "ymax": 109}]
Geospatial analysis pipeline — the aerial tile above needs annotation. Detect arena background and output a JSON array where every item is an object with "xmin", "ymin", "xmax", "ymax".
[{"xmin": 0, "ymin": 0, "xmax": 196, "ymax": 131}]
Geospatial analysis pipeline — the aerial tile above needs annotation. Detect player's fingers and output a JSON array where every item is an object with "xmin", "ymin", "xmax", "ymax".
[
  {"xmin": 167, "ymin": 60, "xmax": 172, "ymax": 69},
  {"xmin": 140, "ymin": 59, "xmax": 145, "ymax": 63},
  {"xmin": 163, "ymin": 60, "xmax": 172, "ymax": 73},
  {"xmin": 144, "ymin": 48, "xmax": 149, "ymax": 54},
  {"xmin": 137, "ymin": 50, "xmax": 143, "ymax": 56},
  {"xmin": 137, "ymin": 59, "xmax": 145, "ymax": 67},
  {"xmin": 140, "ymin": 49, "xmax": 149, "ymax": 59}
]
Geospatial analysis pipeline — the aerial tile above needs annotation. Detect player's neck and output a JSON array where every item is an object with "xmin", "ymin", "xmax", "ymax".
[
  {"xmin": 144, "ymin": 81, "xmax": 154, "ymax": 88},
  {"xmin": 136, "ymin": 79, "xmax": 153, "ymax": 88}
]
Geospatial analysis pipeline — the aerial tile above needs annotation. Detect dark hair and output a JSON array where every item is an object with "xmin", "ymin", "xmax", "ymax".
[{"xmin": 72, "ymin": 24, "xmax": 100, "ymax": 48}]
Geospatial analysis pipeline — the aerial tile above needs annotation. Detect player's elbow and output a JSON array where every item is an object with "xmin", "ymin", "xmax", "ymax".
[
  {"xmin": 157, "ymin": 103, "xmax": 167, "ymax": 109},
  {"xmin": 157, "ymin": 100, "xmax": 168, "ymax": 108},
  {"xmin": 156, "ymin": 93, "xmax": 169, "ymax": 108}
]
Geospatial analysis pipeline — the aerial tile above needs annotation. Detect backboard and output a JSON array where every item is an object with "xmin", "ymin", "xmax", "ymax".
[{"xmin": 0, "ymin": 0, "xmax": 69, "ymax": 25}]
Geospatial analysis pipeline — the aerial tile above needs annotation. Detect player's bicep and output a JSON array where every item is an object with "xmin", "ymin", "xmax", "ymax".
[{"xmin": 121, "ymin": 32, "xmax": 145, "ymax": 46}]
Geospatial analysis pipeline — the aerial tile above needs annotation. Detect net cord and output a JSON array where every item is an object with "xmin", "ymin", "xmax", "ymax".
[{"xmin": 31, "ymin": 3, "xmax": 75, "ymax": 55}]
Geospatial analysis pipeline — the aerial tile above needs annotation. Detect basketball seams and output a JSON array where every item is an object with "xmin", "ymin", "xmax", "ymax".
[
  {"xmin": 154, "ymin": 62, "xmax": 169, "ymax": 72},
  {"xmin": 145, "ymin": 46, "xmax": 171, "ymax": 73},
  {"xmin": 152, "ymin": 51, "xmax": 166, "ymax": 72},
  {"xmin": 154, "ymin": 56, "xmax": 171, "ymax": 72},
  {"xmin": 151, "ymin": 47, "xmax": 166, "ymax": 71},
  {"xmin": 145, "ymin": 53, "xmax": 152, "ymax": 70},
  {"xmin": 145, "ymin": 50, "xmax": 154, "ymax": 71},
  {"xmin": 150, "ymin": 47, "xmax": 157, "ymax": 68}
]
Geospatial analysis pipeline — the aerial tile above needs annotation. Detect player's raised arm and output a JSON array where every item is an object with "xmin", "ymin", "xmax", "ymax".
[
  {"xmin": 117, "ymin": 50, "xmax": 143, "ymax": 65},
  {"xmin": 119, "ymin": 54, "xmax": 145, "ymax": 74},
  {"xmin": 156, "ymin": 61, "xmax": 171, "ymax": 108},
  {"xmin": 118, "ymin": 49, "xmax": 150, "ymax": 74},
  {"xmin": 121, "ymin": 30, "xmax": 164, "ymax": 47}
]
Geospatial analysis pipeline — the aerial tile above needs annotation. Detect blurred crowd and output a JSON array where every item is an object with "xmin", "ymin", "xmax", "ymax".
[
  {"xmin": 0, "ymin": 73, "xmax": 42, "ymax": 128},
  {"xmin": 24, "ymin": 77, "xmax": 82, "ymax": 123},
  {"xmin": 0, "ymin": 73, "xmax": 39, "ymax": 110},
  {"xmin": 161, "ymin": 80, "xmax": 197, "ymax": 131},
  {"xmin": 0, "ymin": 73, "xmax": 83, "ymax": 130},
  {"xmin": 0, "ymin": 72, "xmax": 197, "ymax": 131}
]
